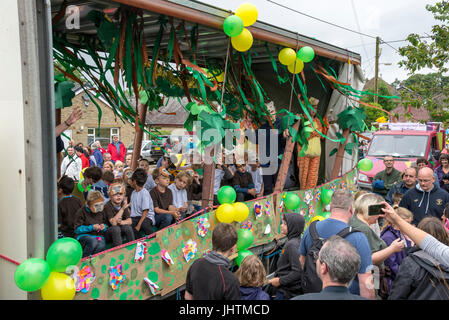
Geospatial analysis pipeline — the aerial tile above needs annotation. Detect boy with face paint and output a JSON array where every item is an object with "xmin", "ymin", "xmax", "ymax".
[
  {"xmin": 74, "ymin": 190, "xmax": 109, "ymax": 257},
  {"xmin": 103, "ymin": 182, "xmax": 135, "ymax": 247}
]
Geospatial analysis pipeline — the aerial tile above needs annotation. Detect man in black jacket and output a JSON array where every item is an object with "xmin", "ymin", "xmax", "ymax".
[
  {"xmin": 399, "ymin": 167, "xmax": 449, "ymax": 225},
  {"xmin": 185, "ymin": 223, "xmax": 240, "ymax": 300}
]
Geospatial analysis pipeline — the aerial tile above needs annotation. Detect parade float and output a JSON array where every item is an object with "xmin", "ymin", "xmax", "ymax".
[{"xmin": 3, "ymin": 0, "xmax": 392, "ymax": 299}]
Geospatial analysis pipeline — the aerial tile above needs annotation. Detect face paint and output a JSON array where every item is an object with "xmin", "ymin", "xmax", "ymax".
[{"xmin": 92, "ymin": 203, "xmax": 104, "ymax": 213}]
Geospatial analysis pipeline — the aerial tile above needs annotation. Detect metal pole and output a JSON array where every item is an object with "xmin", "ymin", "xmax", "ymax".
[{"xmin": 373, "ymin": 36, "xmax": 380, "ymax": 104}]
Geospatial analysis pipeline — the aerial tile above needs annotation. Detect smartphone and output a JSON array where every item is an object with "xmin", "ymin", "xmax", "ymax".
[{"xmin": 368, "ymin": 203, "xmax": 385, "ymax": 216}]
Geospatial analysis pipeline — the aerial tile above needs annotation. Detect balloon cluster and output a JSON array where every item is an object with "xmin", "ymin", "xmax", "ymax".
[
  {"xmin": 14, "ymin": 238, "xmax": 82, "ymax": 300},
  {"xmin": 215, "ymin": 186, "xmax": 250, "ymax": 223},
  {"xmin": 215, "ymin": 186, "xmax": 255, "ymax": 266},
  {"xmin": 223, "ymin": 3, "xmax": 258, "ymax": 52},
  {"xmin": 278, "ymin": 46, "xmax": 315, "ymax": 74}
]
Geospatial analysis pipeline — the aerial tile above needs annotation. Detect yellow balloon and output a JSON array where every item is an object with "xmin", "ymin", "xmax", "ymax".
[
  {"xmin": 278, "ymin": 48, "xmax": 297, "ymax": 66},
  {"xmin": 79, "ymin": 167, "xmax": 86, "ymax": 180},
  {"xmin": 288, "ymin": 58, "xmax": 304, "ymax": 74},
  {"xmin": 232, "ymin": 202, "xmax": 249, "ymax": 222},
  {"xmin": 231, "ymin": 28, "xmax": 253, "ymax": 52},
  {"xmin": 216, "ymin": 203, "xmax": 235, "ymax": 223},
  {"xmin": 311, "ymin": 215, "xmax": 325, "ymax": 223},
  {"xmin": 40, "ymin": 272, "xmax": 75, "ymax": 300},
  {"xmin": 235, "ymin": 3, "xmax": 258, "ymax": 27}
]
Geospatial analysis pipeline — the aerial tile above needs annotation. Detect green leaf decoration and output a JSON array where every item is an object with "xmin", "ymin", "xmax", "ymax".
[
  {"xmin": 54, "ymin": 81, "xmax": 75, "ymax": 109},
  {"xmin": 329, "ymin": 148, "xmax": 338, "ymax": 157}
]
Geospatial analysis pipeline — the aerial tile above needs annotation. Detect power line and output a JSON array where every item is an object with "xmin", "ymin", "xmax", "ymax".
[{"xmin": 266, "ymin": 0, "xmax": 378, "ymax": 39}]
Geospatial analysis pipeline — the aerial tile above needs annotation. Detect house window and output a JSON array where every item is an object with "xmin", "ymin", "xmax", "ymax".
[{"xmin": 87, "ymin": 127, "xmax": 120, "ymax": 148}]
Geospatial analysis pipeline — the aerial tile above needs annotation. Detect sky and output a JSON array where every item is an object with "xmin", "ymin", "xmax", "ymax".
[{"xmin": 201, "ymin": 0, "xmax": 440, "ymax": 84}]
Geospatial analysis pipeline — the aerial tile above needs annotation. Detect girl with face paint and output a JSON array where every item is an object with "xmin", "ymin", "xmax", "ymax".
[{"xmin": 74, "ymin": 190, "xmax": 109, "ymax": 257}]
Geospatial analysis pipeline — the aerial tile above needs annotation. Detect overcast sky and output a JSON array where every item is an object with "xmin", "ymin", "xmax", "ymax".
[{"xmin": 201, "ymin": 0, "xmax": 439, "ymax": 84}]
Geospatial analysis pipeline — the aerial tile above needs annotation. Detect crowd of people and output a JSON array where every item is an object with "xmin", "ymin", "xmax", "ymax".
[
  {"xmin": 185, "ymin": 155, "xmax": 449, "ymax": 301},
  {"xmin": 56, "ymin": 108, "xmax": 449, "ymax": 301}
]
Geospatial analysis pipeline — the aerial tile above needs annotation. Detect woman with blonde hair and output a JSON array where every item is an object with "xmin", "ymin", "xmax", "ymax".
[
  {"xmin": 350, "ymin": 193, "xmax": 406, "ymax": 298},
  {"xmin": 235, "ymin": 255, "xmax": 270, "ymax": 300}
]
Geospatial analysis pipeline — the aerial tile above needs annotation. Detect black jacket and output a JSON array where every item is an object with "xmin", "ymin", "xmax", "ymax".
[
  {"xmin": 389, "ymin": 247, "xmax": 449, "ymax": 300},
  {"xmin": 399, "ymin": 184, "xmax": 449, "ymax": 225},
  {"xmin": 274, "ymin": 212, "xmax": 305, "ymax": 298},
  {"xmin": 185, "ymin": 251, "xmax": 240, "ymax": 300}
]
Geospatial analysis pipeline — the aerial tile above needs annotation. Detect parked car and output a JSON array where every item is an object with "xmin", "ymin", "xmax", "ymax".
[{"xmin": 126, "ymin": 139, "xmax": 166, "ymax": 164}]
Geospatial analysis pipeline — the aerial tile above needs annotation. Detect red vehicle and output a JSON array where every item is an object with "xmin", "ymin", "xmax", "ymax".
[{"xmin": 358, "ymin": 122, "xmax": 446, "ymax": 190}]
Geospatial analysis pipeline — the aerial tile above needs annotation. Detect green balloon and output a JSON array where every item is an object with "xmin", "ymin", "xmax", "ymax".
[
  {"xmin": 321, "ymin": 189, "xmax": 333, "ymax": 205},
  {"xmin": 358, "ymin": 158, "xmax": 373, "ymax": 172},
  {"xmin": 14, "ymin": 258, "xmax": 50, "ymax": 292},
  {"xmin": 217, "ymin": 186, "xmax": 237, "ymax": 204},
  {"xmin": 297, "ymin": 46, "xmax": 315, "ymax": 63},
  {"xmin": 235, "ymin": 250, "xmax": 254, "ymax": 267},
  {"xmin": 77, "ymin": 180, "xmax": 91, "ymax": 193},
  {"xmin": 236, "ymin": 229, "xmax": 254, "ymax": 251},
  {"xmin": 223, "ymin": 15, "xmax": 244, "ymax": 37},
  {"xmin": 46, "ymin": 238, "xmax": 83, "ymax": 272},
  {"xmin": 284, "ymin": 193, "xmax": 301, "ymax": 211}
]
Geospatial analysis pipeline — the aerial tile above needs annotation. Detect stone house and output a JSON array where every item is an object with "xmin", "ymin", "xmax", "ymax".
[{"xmin": 60, "ymin": 87, "xmax": 188, "ymax": 149}]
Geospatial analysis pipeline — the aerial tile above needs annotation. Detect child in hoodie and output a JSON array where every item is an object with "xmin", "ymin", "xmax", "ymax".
[
  {"xmin": 266, "ymin": 212, "xmax": 305, "ymax": 300},
  {"xmin": 236, "ymin": 255, "xmax": 270, "ymax": 300}
]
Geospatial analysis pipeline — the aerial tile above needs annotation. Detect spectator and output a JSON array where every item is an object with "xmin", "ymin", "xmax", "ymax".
[
  {"xmin": 122, "ymin": 167, "xmax": 134, "ymax": 203},
  {"xmin": 138, "ymin": 158, "xmax": 157, "ymax": 192},
  {"xmin": 391, "ymin": 193, "xmax": 403, "ymax": 208},
  {"xmin": 102, "ymin": 161, "xmax": 114, "ymax": 172},
  {"xmin": 292, "ymin": 236, "xmax": 367, "ymax": 300},
  {"xmin": 168, "ymin": 171, "xmax": 190, "ymax": 220},
  {"xmin": 107, "ymin": 135, "xmax": 126, "ymax": 163},
  {"xmin": 60, "ymin": 146, "xmax": 82, "ymax": 181},
  {"xmin": 435, "ymin": 153, "xmax": 449, "ymax": 187},
  {"xmin": 55, "ymin": 107, "xmax": 82, "ymax": 153},
  {"xmin": 380, "ymin": 207, "xmax": 414, "ymax": 297},
  {"xmin": 103, "ymin": 153, "xmax": 112, "ymax": 166},
  {"xmin": 299, "ymin": 189, "xmax": 374, "ymax": 299},
  {"xmin": 399, "ymin": 167, "xmax": 449, "ymax": 225},
  {"xmin": 186, "ymin": 168, "xmax": 202, "ymax": 213},
  {"xmin": 95, "ymin": 140, "xmax": 106, "ymax": 155},
  {"xmin": 248, "ymin": 162, "xmax": 264, "ymax": 198},
  {"xmin": 103, "ymin": 182, "xmax": 135, "ymax": 247},
  {"xmin": 74, "ymin": 146, "xmax": 89, "ymax": 169},
  {"xmin": 114, "ymin": 160, "xmax": 124, "ymax": 180},
  {"xmin": 150, "ymin": 168, "xmax": 178, "ymax": 229},
  {"xmin": 124, "ymin": 154, "xmax": 132, "ymax": 169},
  {"xmin": 91, "ymin": 168, "xmax": 111, "ymax": 200},
  {"xmin": 91, "ymin": 142, "xmax": 103, "ymax": 168},
  {"xmin": 349, "ymin": 193, "xmax": 405, "ymax": 299},
  {"xmin": 256, "ymin": 101, "xmax": 286, "ymax": 196},
  {"xmin": 185, "ymin": 223, "xmax": 240, "ymax": 300},
  {"xmin": 73, "ymin": 190, "xmax": 108, "ymax": 257},
  {"xmin": 385, "ymin": 168, "xmax": 417, "ymax": 205},
  {"xmin": 232, "ymin": 163, "xmax": 257, "ymax": 202},
  {"xmin": 372, "ymin": 156, "xmax": 402, "ymax": 197},
  {"xmin": 441, "ymin": 173, "xmax": 449, "ymax": 193},
  {"xmin": 129, "ymin": 168, "xmax": 155, "ymax": 237},
  {"xmin": 213, "ymin": 164, "xmax": 233, "ymax": 205},
  {"xmin": 57, "ymin": 175, "xmax": 82, "ymax": 238},
  {"xmin": 266, "ymin": 212, "xmax": 304, "ymax": 299},
  {"xmin": 235, "ymin": 255, "xmax": 270, "ymax": 300},
  {"xmin": 389, "ymin": 217, "xmax": 449, "ymax": 300}
]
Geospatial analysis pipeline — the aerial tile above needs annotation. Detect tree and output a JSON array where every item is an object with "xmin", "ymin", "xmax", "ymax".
[{"xmin": 398, "ymin": 1, "xmax": 449, "ymax": 124}]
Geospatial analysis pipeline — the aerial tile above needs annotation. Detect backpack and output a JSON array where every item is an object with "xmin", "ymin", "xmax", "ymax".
[{"xmin": 302, "ymin": 220, "xmax": 360, "ymax": 294}]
